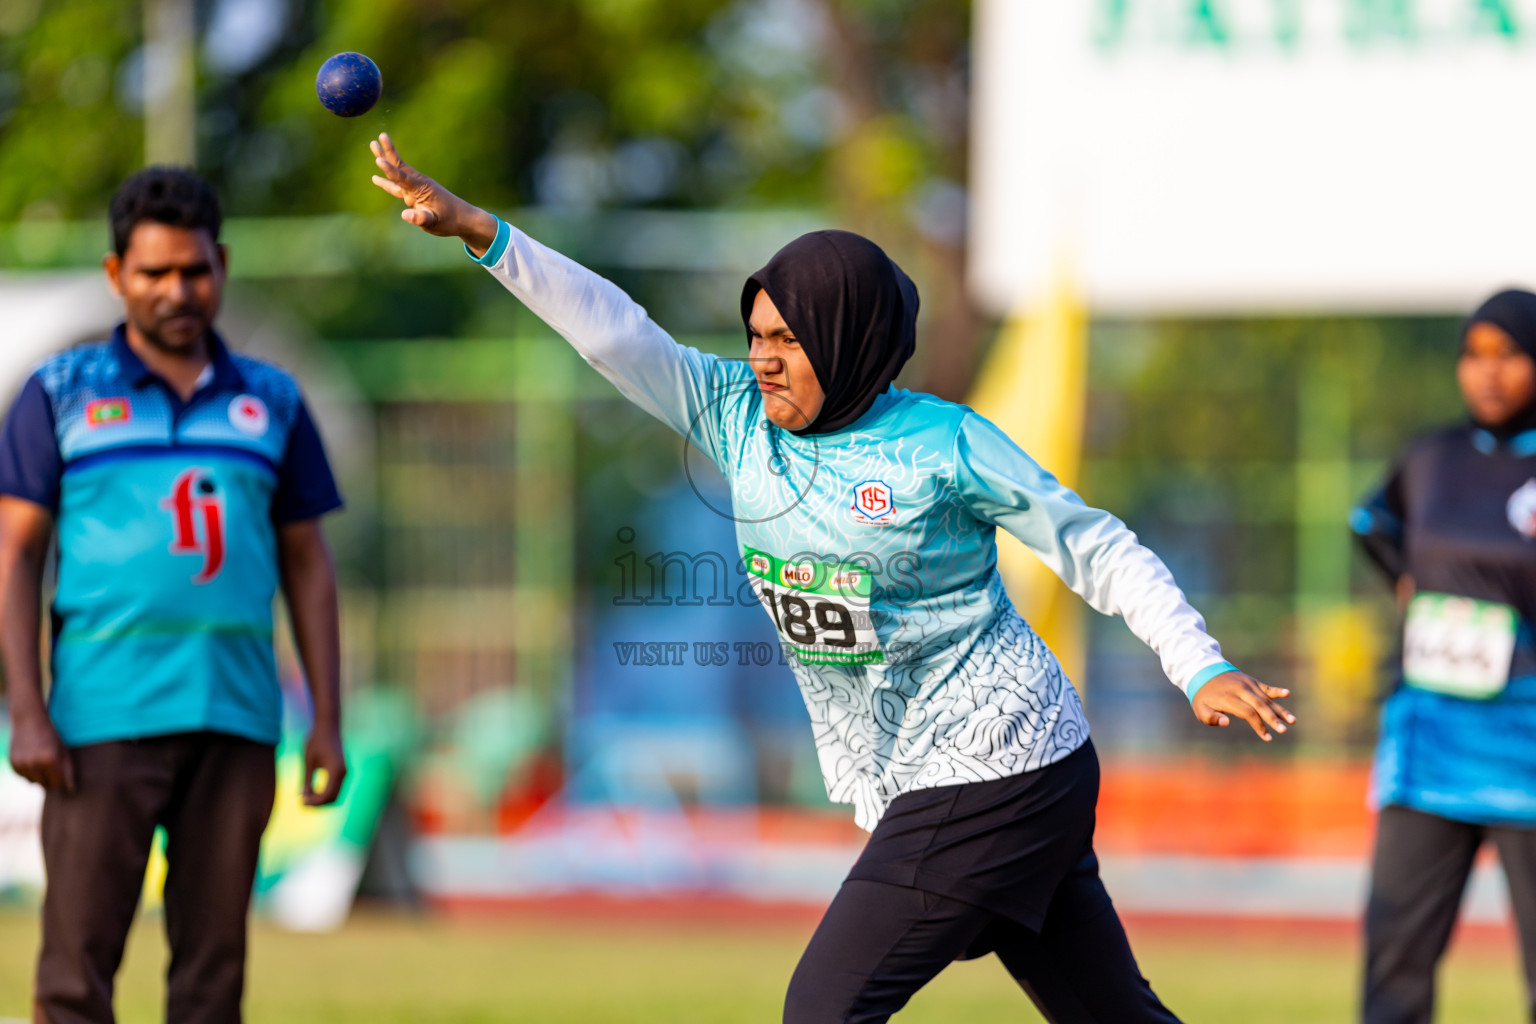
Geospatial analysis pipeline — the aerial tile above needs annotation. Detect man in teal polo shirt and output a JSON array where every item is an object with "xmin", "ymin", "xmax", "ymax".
[{"xmin": 0, "ymin": 167, "xmax": 346, "ymax": 1023}]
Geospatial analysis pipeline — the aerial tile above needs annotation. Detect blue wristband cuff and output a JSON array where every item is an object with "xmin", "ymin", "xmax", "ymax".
[
  {"xmin": 1185, "ymin": 660, "xmax": 1239, "ymax": 703},
  {"xmin": 464, "ymin": 217, "xmax": 511, "ymax": 267}
]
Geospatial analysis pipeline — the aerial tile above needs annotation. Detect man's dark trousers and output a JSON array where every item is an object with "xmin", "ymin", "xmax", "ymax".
[{"xmin": 34, "ymin": 732, "xmax": 276, "ymax": 1024}]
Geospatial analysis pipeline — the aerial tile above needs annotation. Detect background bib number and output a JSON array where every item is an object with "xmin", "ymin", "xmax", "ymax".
[
  {"xmin": 744, "ymin": 547, "xmax": 882, "ymax": 665},
  {"xmin": 1402, "ymin": 592, "xmax": 1517, "ymax": 700}
]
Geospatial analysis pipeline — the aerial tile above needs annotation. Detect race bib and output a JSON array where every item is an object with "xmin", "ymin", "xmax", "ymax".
[
  {"xmin": 745, "ymin": 548, "xmax": 882, "ymax": 665},
  {"xmin": 1402, "ymin": 592, "xmax": 1517, "ymax": 700}
]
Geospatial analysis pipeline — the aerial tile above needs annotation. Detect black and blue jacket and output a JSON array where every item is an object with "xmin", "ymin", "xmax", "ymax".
[{"xmin": 1353, "ymin": 424, "xmax": 1536, "ymax": 825}]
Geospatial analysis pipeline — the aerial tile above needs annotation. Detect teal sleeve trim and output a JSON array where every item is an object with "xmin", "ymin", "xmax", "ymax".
[
  {"xmin": 1185, "ymin": 660, "xmax": 1238, "ymax": 703},
  {"xmin": 464, "ymin": 217, "xmax": 511, "ymax": 267}
]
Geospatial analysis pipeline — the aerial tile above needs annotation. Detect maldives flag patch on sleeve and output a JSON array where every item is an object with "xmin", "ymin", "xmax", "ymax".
[{"xmin": 85, "ymin": 397, "xmax": 131, "ymax": 427}]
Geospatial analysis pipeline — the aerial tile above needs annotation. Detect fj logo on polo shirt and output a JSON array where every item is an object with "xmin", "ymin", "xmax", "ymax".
[
  {"xmin": 85, "ymin": 397, "xmax": 131, "ymax": 427},
  {"xmin": 162, "ymin": 469, "xmax": 226, "ymax": 584},
  {"xmin": 228, "ymin": 395, "xmax": 269, "ymax": 437}
]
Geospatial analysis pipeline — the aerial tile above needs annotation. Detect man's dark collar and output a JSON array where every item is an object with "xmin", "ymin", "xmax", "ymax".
[{"xmin": 110, "ymin": 324, "xmax": 244, "ymax": 392}]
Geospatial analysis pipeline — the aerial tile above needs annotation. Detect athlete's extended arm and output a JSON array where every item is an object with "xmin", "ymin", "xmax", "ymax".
[
  {"xmin": 368, "ymin": 134, "xmax": 734, "ymax": 452},
  {"xmin": 955, "ymin": 414, "xmax": 1294, "ymax": 741},
  {"xmin": 0, "ymin": 496, "xmax": 74, "ymax": 791}
]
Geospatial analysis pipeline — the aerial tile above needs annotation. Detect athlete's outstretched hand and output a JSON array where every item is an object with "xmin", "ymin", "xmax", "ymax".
[
  {"xmin": 1192, "ymin": 671, "xmax": 1295, "ymax": 742},
  {"xmin": 368, "ymin": 133, "xmax": 500, "ymax": 255}
]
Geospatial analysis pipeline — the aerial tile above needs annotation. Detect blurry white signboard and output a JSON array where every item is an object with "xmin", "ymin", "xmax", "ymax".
[{"xmin": 970, "ymin": 0, "xmax": 1536, "ymax": 315}]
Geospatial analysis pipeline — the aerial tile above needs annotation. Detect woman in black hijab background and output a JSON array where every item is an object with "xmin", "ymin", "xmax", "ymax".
[{"xmin": 1351, "ymin": 288, "xmax": 1536, "ymax": 1023}]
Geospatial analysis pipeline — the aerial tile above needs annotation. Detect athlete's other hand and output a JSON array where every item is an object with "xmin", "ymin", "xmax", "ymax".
[
  {"xmin": 1192, "ymin": 671, "xmax": 1295, "ymax": 742},
  {"xmin": 369, "ymin": 133, "xmax": 500, "ymax": 256},
  {"xmin": 302, "ymin": 725, "xmax": 347, "ymax": 806},
  {"xmin": 9, "ymin": 712, "xmax": 75, "ymax": 793}
]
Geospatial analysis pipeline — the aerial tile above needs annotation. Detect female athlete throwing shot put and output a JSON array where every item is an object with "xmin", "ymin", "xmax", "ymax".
[{"xmin": 367, "ymin": 132, "xmax": 1294, "ymax": 1023}]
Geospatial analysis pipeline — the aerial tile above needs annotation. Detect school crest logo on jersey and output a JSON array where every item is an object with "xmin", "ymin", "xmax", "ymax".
[
  {"xmin": 849, "ymin": 480, "xmax": 896, "ymax": 525},
  {"xmin": 228, "ymin": 395, "xmax": 269, "ymax": 437},
  {"xmin": 85, "ymin": 397, "xmax": 131, "ymax": 428},
  {"xmin": 1508, "ymin": 479, "xmax": 1536, "ymax": 538}
]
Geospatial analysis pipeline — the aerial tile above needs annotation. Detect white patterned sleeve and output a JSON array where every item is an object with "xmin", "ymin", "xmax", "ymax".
[
  {"xmin": 953, "ymin": 412, "xmax": 1236, "ymax": 701},
  {"xmin": 467, "ymin": 218, "xmax": 748, "ymax": 467}
]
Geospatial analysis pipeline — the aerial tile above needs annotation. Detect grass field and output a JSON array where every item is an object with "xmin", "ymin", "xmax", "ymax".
[{"xmin": 0, "ymin": 906, "xmax": 1523, "ymax": 1022}]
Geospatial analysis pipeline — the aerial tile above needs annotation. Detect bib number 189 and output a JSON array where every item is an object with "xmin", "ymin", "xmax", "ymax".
[
  {"xmin": 745, "ymin": 548, "xmax": 882, "ymax": 665},
  {"xmin": 763, "ymin": 589, "xmax": 856, "ymax": 647}
]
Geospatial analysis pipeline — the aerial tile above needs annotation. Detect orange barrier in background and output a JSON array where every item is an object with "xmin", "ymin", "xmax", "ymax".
[
  {"xmin": 416, "ymin": 754, "xmax": 1379, "ymax": 859},
  {"xmin": 1096, "ymin": 759, "xmax": 1374, "ymax": 858},
  {"xmin": 437, "ymin": 756, "xmax": 1378, "ymax": 854},
  {"xmin": 411, "ymin": 757, "xmax": 1444, "ymax": 920}
]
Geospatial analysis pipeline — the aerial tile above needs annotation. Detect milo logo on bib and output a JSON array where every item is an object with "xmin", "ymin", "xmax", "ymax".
[
  {"xmin": 744, "ymin": 547, "xmax": 882, "ymax": 665},
  {"xmin": 781, "ymin": 561, "xmax": 817, "ymax": 587}
]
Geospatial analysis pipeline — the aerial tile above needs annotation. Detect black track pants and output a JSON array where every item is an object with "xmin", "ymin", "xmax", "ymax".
[
  {"xmin": 1364, "ymin": 803, "xmax": 1536, "ymax": 1024},
  {"xmin": 784, "ymin": 854, "xmax": 1181, "ymax": 1024}
]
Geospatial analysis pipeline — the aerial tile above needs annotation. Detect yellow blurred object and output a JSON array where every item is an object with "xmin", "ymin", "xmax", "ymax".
[
  {"xmin": 261, "ymin": 753, "xmax": 344, "ymax": 864},
  {"xmin": 141, "ymin": 829, "xmax": 167, "ymax": 911},
  {"xmin": 968, "ymin": 272, "xmax": 1090, "ymax": 689},
  {"xmin": 1302, "ymin": 603, "xmax": 1382, "ymax": 730}
]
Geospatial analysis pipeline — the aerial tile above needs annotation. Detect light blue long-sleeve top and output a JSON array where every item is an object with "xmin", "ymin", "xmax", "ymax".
[{"xmin": 471, "ymin": 219, "xmax": 1234, "ymax": 829}]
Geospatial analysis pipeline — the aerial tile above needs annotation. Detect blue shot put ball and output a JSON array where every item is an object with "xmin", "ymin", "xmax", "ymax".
[{"xmin": 315, "ymin": 52, "xmax": 382, "ymax": 118}]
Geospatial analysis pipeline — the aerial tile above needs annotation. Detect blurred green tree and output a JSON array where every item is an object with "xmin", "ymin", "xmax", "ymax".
[
  {"xmin": 0, "ymin": 0, "xmax": 981, "ymax": 392},
  {"xmin": 0, "ymin": 0, "xmax": 141, "ymax": 222}
]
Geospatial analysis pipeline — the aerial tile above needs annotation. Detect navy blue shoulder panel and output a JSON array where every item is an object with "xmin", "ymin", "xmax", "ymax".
[
  {"xmin": 230, "ymin": 354, "xmax": 303, "ymax": 431},
  {"xmin": 33, "ymin": 341, "xmax": 121, "ymax": 401}
]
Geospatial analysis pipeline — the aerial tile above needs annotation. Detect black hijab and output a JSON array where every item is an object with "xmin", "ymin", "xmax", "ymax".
[
  {"xmin": 741, "ymin": 230, "xmax": 918, "ymax": 435},
  {"xmin": 1463, "ymin": 289, "xmax": 1536, "ymax": 439}
]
